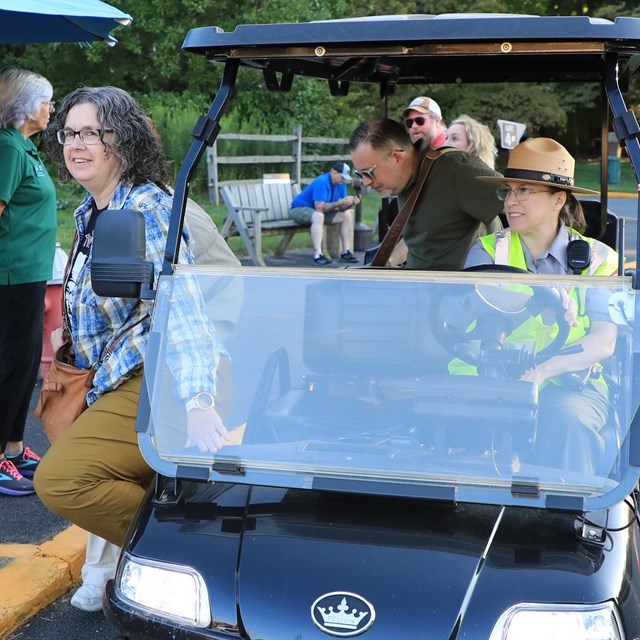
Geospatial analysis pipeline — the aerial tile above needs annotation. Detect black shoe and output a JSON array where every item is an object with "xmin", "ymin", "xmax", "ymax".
[
  {"xmin": 0, "ymin": 459, "xmax": 35, "ymax": 496},
  {"xmin": 340, "ymin": 250, "xmax": 359, "ymax": 263},
  {"xmin": 6, "ymin": 447, "xmax": 41, "ymax": 479},
  {"xmin": 313, "ymin": 253, "xmax": 333, "ymax": 266}
]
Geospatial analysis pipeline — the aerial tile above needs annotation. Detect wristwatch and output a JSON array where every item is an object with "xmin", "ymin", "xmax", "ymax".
[{"xmin": 185, "ymin": 391, "xmax": 216, "ymax": 413}]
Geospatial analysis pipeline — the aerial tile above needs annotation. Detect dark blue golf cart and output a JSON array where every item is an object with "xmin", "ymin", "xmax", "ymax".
[{"xmin": 95, "ymin": 13, "xmax": 640, "ymax": 640}]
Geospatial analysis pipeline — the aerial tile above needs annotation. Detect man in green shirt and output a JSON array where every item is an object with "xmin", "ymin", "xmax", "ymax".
[{"xmin": 348, "ymin": 118, "xmax": 503, "ymax": 270}]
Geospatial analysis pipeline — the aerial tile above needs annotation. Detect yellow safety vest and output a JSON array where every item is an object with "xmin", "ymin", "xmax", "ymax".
[{"xmin": 449, "ymin": 228, "xmax": 618, "ymax": 389}]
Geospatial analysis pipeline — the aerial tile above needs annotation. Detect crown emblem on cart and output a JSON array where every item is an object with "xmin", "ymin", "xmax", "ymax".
[
  {"xmin": 311, "ymin": 592, "xmax": 376, "ymax": 637},
  {"xmin": 318, "ymin": 597, "xmax": 368, "ymax": 628}
]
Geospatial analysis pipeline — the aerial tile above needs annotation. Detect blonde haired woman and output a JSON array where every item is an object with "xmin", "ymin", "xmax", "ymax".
[{"xmin": 446, "ymin": 114, "xmax": 498, "ymax": 169}]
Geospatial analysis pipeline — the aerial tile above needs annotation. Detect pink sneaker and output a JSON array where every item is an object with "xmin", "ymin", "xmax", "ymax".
[
  {"xmin": 0, "ymin": 458, "xmax": 35, "ymax": 496},
  {"xmin": 6, "ymin": 446, "xmax": 41, "ymax": 479}
]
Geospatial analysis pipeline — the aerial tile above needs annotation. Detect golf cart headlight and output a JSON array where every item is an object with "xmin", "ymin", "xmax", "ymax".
[
  {"xmin": 489, "ymin": 602, "xmax": 624, "ymax": 640},
  {"xmin": 116, "ymin": 553, "xmax": 211, "ymax": 628}
]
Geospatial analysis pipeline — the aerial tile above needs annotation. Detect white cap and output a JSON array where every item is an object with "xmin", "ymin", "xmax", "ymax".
[
  {"xmin": 402, "ymin": 96, "xmax": 442, "ymax": 119},
  {"xmin": 332, "ymin": 162, "xmax": 353, "ymax": 182}
]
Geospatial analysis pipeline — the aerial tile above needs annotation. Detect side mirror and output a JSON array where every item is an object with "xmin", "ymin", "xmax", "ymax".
[{"xmin": 91, "ymin": 209, "xmax": 155, "ymax": 299}]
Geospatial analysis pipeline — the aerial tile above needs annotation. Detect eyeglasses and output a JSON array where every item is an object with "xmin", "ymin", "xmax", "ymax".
[
  {"xmin": 405, "ymin": 116, "xmax": 430, "ymax": 128},
  {"xmin": 497, "ymin": 185, "xmax": 553, "ymax": 202},
  {"xmin": 43, "ymin": 100, "xmax": 56, "ymax": 113},
  {"xmin": 353, "ymin": 149, "xmax": 404, "ymax": 181},
  {"xmin": 56, "ymin": 128, "xmax": 113, "ymax": 145}
]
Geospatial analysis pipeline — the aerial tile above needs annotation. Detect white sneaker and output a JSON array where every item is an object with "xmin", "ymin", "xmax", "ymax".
[{"xmin": 70, "ymin": 583, "xmax": 104, "ymax": 612}]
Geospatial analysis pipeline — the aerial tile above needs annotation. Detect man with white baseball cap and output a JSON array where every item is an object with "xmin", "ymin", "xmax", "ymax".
[
  {"xmin": 402, "ymin": 96, "xmax": 447, "ymax": 147},
  {"xmin": 289, "ymin": 162, "xmax": 360, "ymax": 265}
]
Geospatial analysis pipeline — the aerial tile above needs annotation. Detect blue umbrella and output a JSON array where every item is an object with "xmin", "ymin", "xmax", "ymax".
[{"xmin": 0, "ymin": 0, "xmax": 132, "ymax": 46}]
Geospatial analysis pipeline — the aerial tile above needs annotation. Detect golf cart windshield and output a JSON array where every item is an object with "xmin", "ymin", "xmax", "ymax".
[{"xmin": 139, "ymin": 266, "xmax": 639, "ymax": 512}]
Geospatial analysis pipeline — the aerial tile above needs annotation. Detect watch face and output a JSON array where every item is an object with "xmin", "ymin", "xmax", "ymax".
[{"xmin": 196, "ymin": 392, "xmax": 215, "ymax": 410}]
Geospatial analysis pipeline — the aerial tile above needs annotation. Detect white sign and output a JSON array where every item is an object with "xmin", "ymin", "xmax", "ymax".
[{"xmin": 497, "ymin": 119, "xmax": 527, "ymax": 150}]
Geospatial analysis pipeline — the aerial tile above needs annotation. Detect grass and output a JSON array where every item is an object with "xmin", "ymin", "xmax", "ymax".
[
  {"xmin": 574, "ymin": 158, "xmax": 638, "ymax": 194},
  {"xmin": 54, "ymin": 158, "xmax": 638, "ymax": 258}
]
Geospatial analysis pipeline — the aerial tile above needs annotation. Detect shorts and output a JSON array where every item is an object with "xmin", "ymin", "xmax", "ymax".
[{"xmin": 289, "ymin": 206, "xmax": 337, "ymax": 225}]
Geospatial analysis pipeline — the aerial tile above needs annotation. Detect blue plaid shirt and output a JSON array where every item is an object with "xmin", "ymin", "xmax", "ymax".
[{"xmin": 67, "ymin": 181, "xmax": 222, "ymax": 405}]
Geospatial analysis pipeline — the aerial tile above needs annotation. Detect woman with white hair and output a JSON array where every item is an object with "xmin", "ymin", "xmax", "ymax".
[
  {"xmin": 446, "ymin": 114, "xmax": 498, "ymax": 169},
  {"xmin": 0, "ymin": 68, "xmax": 56, "ymax": 496}
]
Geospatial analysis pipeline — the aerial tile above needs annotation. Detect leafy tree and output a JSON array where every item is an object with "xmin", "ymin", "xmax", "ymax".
[{"xmin": 1, "ymin": 0, "xmax": 638, "ymax": 175}]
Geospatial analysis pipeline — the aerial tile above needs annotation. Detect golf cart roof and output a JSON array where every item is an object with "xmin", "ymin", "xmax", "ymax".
[{"xmin": 182, "ymin": 14, "xmax": 640, "ymax": 85}]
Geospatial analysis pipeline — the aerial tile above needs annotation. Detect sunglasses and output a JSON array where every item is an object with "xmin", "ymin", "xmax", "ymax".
[
  {"xmin": 405, "ymin": 116, "xmax": 430, "ymax": 128},
  {"xmin": 353, "ymin": 149, "xmax": 404, "ymax": 181}
]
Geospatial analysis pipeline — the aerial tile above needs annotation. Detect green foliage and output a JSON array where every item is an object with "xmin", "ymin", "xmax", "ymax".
[
  {"xmin": 148, "ymin": 103, "xmax": 209, "ymax": 190},
  {"xmin": 4, "ymin": 0, "xmax": 640, "ymax": 207}
]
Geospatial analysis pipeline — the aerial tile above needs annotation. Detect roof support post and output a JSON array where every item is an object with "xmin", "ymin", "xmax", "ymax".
[{"xmin": 163, "ymin": 59, "xmax": 239, "ymax": 273}]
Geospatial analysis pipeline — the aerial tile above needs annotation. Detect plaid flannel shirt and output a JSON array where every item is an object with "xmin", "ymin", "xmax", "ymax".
[{"xmin": 68, "ymin": 181, "xmax": 223, "ymax": 405}]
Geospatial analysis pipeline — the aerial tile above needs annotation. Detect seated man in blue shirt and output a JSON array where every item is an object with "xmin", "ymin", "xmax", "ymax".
[{"xmin": 289, "ymin": 162, "xmax": 360, "ymax": 265}]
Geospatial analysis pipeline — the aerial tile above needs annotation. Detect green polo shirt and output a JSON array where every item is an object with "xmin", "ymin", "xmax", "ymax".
[
  {"xmin": 399, "ymin": 146, "xmax": 503, "ymax": 271},
  {"xmin": 0, "ymin": 126, "xmax": 57, "ymax": 284}
]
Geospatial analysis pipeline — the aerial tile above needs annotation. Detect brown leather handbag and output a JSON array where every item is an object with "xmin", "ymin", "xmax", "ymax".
[
  {"xmin": 34, "ymin": 319, "xmax": 141, "ymax": 444},
  {"xmin": 34, "ymin": 342, "xmax": 96, "ymax": 444}
]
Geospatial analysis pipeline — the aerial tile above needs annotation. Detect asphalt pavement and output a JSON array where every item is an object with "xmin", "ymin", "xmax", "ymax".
[{"xmin": 0, "ymin": 380, "xmax": 89, "ymax": 640}]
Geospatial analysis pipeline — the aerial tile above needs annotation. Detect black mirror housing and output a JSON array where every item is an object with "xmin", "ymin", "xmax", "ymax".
[{"xmin": 91, "ymin": 209, "xmax": 155, "ymax": 299}]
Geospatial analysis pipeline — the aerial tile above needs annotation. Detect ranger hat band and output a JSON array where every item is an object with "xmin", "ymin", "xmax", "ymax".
[{"xmin": 476, "ymin": 137, "xmax": 599, "ymax": 195}]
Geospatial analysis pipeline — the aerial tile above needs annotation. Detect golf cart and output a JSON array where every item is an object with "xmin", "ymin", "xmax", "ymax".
[{"xmin": 95, "ymin": 13, "xmax": 640, "ymax": 640}]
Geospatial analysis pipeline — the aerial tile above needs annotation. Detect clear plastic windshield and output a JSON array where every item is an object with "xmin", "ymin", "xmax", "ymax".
[{"xmin": 141, "ymin": 266, "xmax": 640, "ymax": 510}]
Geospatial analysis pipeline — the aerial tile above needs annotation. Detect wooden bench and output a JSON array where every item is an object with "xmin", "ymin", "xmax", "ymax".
[{"xmin": 219, "ymin": 179, "xmax": 306, "ymax": 266}]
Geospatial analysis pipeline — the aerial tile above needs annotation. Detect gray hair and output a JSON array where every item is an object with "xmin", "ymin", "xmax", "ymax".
[
  {"xmin": 43, "ymin": 86, "xmax": 168, "ymax": 186},
  {"xmin": 0, "ymin": 68, "xmax": 53, "ymax": 128}
]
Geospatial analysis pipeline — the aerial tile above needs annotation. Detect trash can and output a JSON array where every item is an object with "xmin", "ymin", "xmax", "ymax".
[
  {"xmin": 41, "ymin": 242, "xmax": 68, "ymax": 378},
  {"xmin": 608, "ymin": 155, "xmax": 621, "ymax": 186}
]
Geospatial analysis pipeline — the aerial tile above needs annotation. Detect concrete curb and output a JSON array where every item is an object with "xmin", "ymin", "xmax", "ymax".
[{"xmin": 0, "ymin": 525, "xmax": 87, "ymax": 638}]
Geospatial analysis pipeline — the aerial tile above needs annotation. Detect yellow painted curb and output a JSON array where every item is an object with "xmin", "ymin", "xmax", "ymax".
[
  {"xmin": 609, "ymin": 192, "xmax": 638, "ymax": 199},
  {"xmin": 0, "ymin": 525, "xmax": 87, "ymax": 639}
]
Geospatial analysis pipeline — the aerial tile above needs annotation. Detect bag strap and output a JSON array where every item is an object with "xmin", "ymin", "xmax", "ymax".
[{"xmin": 370, "ymin": 148, "xmax": 446, "ymax": 267}]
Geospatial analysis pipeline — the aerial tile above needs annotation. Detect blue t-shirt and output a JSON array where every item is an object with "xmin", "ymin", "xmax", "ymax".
[{"xmin": 291, "ymin": 172, "xmax": 346, "ymax": 209}]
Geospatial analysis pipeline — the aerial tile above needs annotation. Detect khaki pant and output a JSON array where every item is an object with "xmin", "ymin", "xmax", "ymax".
[{"xmin": 35, "ymin": 374, "xmax": 154, "ymax": 547}]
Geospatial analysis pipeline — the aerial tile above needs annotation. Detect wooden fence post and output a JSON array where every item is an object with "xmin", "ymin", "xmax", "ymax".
[
  {"xmin": 205, "ymin": 126, "xmax": 351, "ymax": 203},
  {"xmin": 292, "ymin": 124, "xmax": 302, "ymax": 185}
]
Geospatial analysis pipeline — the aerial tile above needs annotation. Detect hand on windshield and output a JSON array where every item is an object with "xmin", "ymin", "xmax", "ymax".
[{"xmin": 186, "ymin": 407, "xmax": 230, "ymax": 452}]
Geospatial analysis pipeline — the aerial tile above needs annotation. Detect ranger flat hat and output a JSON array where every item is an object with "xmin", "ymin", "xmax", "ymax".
[{"xmin": 477, "ymin": 137, "xmax": 598, "ymax": 195}]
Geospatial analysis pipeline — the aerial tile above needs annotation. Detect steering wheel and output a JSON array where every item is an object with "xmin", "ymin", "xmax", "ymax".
[{"xmin": 427, "ymin": 264, "xmax": 572, "ymax": 370}]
